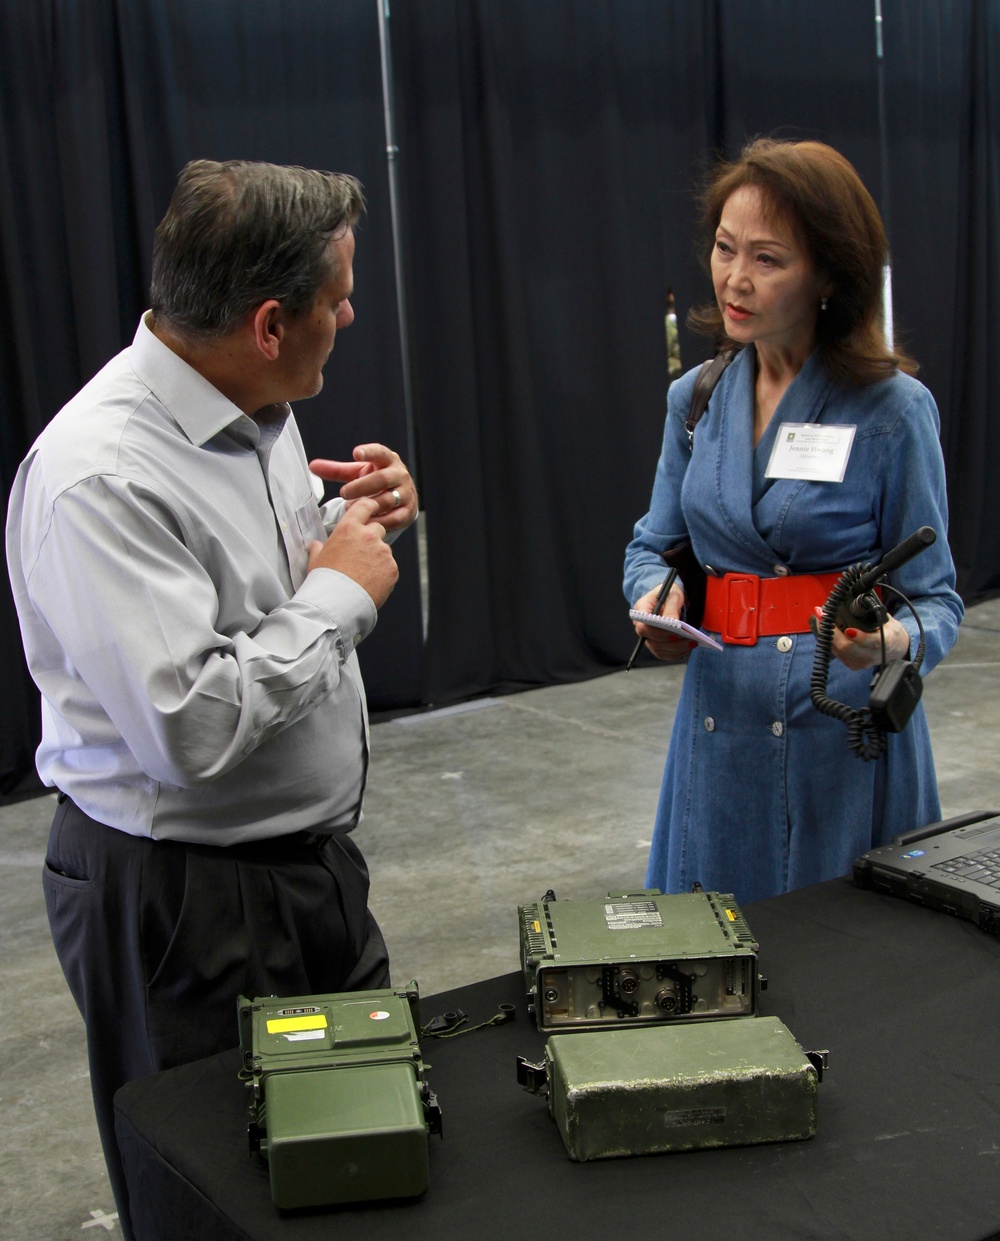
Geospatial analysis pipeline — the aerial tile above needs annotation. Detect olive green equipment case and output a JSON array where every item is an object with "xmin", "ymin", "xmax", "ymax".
[
  {"xmin": 238, "ymin": 984, "xmax": 441, "ymax": 1209},
  {"xmin": 519, "ymin": 888, "xmax": 762, "ymax": 1032},
  {"xmin": 518, "ymin": 1015, "xmax": 826, "ymax": 1161}
]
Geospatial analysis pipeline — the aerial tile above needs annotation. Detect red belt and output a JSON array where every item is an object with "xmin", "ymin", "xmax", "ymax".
[{"xmin": 702, "ymin": 571, "xmax": 844, "ymax": 645}]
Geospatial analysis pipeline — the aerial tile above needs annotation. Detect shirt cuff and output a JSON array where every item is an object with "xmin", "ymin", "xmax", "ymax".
[{"xmin": 295, "ymin": 567, "xmax": 379, "ymax": 650}]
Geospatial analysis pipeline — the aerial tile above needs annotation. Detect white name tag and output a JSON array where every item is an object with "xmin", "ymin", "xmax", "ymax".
[{"xmin": 764, "ymin": 423, "xmax": 856, "ymax": 482}]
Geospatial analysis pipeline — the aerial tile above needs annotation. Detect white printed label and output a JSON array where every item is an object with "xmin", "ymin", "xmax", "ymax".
[
  {"xmin": 603, "ymin": 901, "xmax": 663, "ymax": 930},
  {"xmin": 765, "ymin": 423, "xmax": 856, "ymax": 482}
]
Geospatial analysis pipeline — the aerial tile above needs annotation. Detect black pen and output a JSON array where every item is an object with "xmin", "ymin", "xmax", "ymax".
[{"xmin": 626, "ymin": 567, "xmax": 679, "ymax": 672}]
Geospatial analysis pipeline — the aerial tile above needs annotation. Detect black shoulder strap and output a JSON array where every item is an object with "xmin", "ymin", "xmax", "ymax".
[{"xmin": 684, "ymin": 347, "xmax": 736, "ymax": 442}]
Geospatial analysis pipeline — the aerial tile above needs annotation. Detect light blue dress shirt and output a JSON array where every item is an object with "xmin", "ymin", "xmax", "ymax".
[{"xmin": 6, "ymin": 315, "xmax": 379, "ymax": 844}]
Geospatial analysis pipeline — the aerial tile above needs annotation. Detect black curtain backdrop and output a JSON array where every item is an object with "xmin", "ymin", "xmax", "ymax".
[
  {"xmin": 2, "ymin": 0, "xmax": 998, "ymax": 798},
  {"xmin": 392, "ymin": 0, "xmax": 719, "ymax": 703},
  {"xmin": 882, "ymin": 0, "xmax": 1000, "ymax": 601}
]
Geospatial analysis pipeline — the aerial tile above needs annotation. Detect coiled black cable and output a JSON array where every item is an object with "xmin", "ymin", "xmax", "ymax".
[{"xmin": 811, "ymin": 566, "xmax": 926, "ymax": 762}]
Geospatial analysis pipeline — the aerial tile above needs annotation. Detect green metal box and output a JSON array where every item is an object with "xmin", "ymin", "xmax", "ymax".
[
  {"xmin": 238, "ymin": 985, "xmax": 440, "ymax": 1209},
  {"xmin": 541, "ymin": 1015, "xmax": 819, "ymax": 1161},
  {"xmin": 519, "ymin": 889, "xmax": 760, "ymax": 1032}
]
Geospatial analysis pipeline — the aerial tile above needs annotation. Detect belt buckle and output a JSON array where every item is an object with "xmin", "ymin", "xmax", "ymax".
[{"xmin": 721, "ymin": 572, "xmax": 760, "ymax": 645}]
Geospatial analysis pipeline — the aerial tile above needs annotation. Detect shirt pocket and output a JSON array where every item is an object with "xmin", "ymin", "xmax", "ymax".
[{"xmin": 294, "ymin": 500, "xmax": 328, "ymax": 546}]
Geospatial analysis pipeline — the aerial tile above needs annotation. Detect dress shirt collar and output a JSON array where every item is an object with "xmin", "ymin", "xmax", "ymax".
[{"xmin": 129, "ymin": 313, "xmax": 290, "ymax": 448}]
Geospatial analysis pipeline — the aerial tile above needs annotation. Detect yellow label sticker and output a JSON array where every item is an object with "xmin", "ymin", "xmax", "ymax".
[
  {"xmin": 726, "ymin": 909, "xmax": 736, "ymax": 921},
  {"xmin": 533, "ymin": 920, "xmax": 541, "ymax": 933},
  {"xmin": 266, "ymin": 1014, "xmax": 329, "ymax": 1035}
]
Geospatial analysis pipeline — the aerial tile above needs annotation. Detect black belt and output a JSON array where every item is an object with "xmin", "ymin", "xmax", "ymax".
[
  {"xmin": 190, "ymin": 829, "xmax": 340, "ymax": 861},
  {"xmin": 54, "ymin": 794, "xmax": 341, "ymax": 858}
]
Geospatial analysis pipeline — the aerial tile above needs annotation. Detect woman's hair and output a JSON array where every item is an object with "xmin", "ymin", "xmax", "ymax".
[
  {"xmin": 150, "ymin": 160, "xmax": 364, "ymax": 339},
  {"xmin": 688, "ymin": 138, "xmax": 917, "ymax": 384}
]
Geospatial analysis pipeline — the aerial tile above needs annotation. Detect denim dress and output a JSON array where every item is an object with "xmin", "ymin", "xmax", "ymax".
[{"xmin": 624, "ymin": 346, "xmax": 964, "ymax": 907}]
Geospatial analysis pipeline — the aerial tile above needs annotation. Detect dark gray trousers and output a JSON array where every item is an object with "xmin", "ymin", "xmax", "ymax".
[{"xmin": 43, "ymin": 796, "xmax": 389, "ymax": 1240}]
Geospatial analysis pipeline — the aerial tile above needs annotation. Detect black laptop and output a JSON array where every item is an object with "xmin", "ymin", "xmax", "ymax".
[{"xmin": 853, "ymin": 810, "xmax": 1000, "ymax": 937}]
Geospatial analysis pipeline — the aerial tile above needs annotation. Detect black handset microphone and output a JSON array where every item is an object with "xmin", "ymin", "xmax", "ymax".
[
  {"xmin": 812, "ymin": 526, "xmax": 937, "ymax": 759},
  {"xmin": 835, "ymin": 526, "xmax": 936, "ymax": 633}
]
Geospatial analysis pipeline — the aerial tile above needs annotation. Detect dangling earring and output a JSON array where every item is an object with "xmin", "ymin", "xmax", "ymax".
[{"xmin": 820, "ymin": 295, "xmax": 829, "ymax": 312}]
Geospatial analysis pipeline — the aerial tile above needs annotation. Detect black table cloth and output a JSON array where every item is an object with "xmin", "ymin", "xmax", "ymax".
[{"xmin": 115, "ymin": 877, "xmax": 1000, "ymax": 1241}]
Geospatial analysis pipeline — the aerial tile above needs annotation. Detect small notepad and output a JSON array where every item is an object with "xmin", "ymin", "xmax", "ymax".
[{"xmin": 629, "ymin": 610, "xmax": 724, "ymax": 653}]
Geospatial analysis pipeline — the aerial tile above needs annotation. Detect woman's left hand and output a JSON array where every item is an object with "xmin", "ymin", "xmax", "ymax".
[{"xmin": 813, "ymin": 606, "xmax": 911, "ymax": 672}]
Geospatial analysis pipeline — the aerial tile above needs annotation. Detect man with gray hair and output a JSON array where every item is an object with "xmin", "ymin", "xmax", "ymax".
[{"xmin": 6, "ymin": 159, "xmax": 417, "ymax": 1237}]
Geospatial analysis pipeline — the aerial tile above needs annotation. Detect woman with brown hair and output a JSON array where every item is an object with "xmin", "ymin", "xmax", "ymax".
[{"xmin": 624, "ymin": 138, "xmax": 963, "ymax": 905}]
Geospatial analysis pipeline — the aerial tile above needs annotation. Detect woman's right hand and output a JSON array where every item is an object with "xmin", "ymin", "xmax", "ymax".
[{"xmin": 631, "ymin": 582, "xmax": 691, "ymax": 661}]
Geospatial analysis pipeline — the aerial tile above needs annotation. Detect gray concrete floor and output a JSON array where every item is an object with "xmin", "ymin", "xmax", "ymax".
[{"xmin": 2, "ymin": 597, "xmax": 999, "ymax": 1239}]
